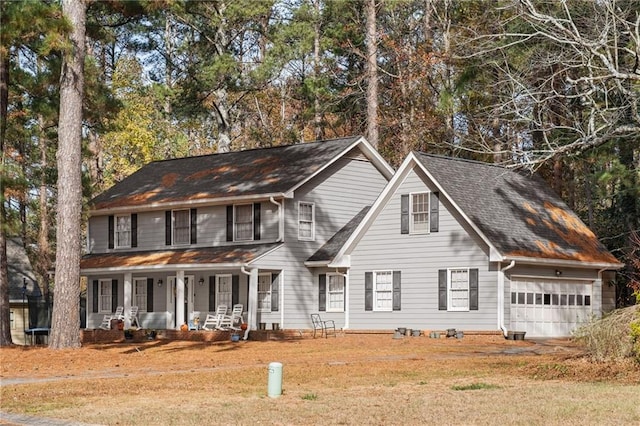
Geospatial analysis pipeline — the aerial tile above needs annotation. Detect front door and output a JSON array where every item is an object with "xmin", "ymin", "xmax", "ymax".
[{"xmin": 167, "ymin": 275, "xmax": 195, "ymax": 329}]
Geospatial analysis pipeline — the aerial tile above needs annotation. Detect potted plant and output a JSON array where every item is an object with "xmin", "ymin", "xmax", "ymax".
[{"xmin": 124, "ymin": 329, "xmax": 134, "ymax": 340}]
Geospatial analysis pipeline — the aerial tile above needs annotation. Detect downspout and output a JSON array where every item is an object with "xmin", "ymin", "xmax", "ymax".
[
  {"xmin": 269, "ymin": 197, "xmax": 284, "ymax": 242},
  {"xmin": 498, "ymin": 260, "xmax": 516, "ymax": 338},
  {"xmin": 240, "ymin": 265, "xmax": 255, "ymax": 340}
]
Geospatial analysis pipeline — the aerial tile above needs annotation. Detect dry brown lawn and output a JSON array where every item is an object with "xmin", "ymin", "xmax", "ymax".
[{"xmin": 1, "ymin": 334, "xmax": 639, "ymax": 425}]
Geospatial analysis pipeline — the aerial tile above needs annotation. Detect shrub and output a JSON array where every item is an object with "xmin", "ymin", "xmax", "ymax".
[{"xmin": 573, "ymin": 305, "xmax": 639, "ymax": 362}]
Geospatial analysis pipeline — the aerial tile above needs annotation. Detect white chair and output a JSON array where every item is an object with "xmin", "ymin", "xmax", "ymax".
[
  {"xmin": 114, "ymin": 306, "xmax": 124, "ymax": 321},
  {"xmin": 129, "ymin": 306, "xmax": 140, "ymax": 329},
  {"xmin": 99, "ymin": 314, "xmax": 113, "ymax": 330},
  {"xmin": 202, "ymin": 305, "xmax": 228, "ymax": 330},
  {"xmin": 216, "ymin": 304, "xmax": 243, "ymax": 331}
]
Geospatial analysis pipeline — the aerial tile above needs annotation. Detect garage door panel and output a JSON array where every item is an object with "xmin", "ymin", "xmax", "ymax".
[{"xmin": 510, "ymin": 280, "xmax": 592, "ymax": 338}]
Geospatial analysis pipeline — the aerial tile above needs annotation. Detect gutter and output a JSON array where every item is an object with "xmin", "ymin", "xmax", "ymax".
[{"xmin": 498, "ymin": 260, "xmax": 516, "ymax": 338}]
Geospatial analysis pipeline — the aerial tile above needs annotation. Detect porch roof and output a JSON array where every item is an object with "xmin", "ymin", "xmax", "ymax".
[
  {"xmin": 80, "ymin": 243, "xmax": 281, "ymax": 272},
  {"xmin": 307, "ymin": 206, "xmax": 370, "ymax": 264}
]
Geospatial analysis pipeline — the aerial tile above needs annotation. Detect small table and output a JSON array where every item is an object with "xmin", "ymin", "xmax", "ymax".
[{"xmin": 24, "ymin": 328, "xmax": 50, "ymax": 345}]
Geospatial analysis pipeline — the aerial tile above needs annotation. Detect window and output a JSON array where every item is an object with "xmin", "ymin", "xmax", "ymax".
[
  {"xmin": 298, "ymin": 202, "xmax": 315, "ymax": 240},
  {"xmin": 235, "ymin": 204, "xmax": 253, "ymax": 241},
  {"xmin": 449, "ymin": 269, "xmax": 470, "ymax": 311},
  {"xmin": 327, "ymin": 274, "xmax": 345, "ymax": 312},
  {"xmin": 217, "ymin": 275, "xmax": 232, "ymax": 308},
  {"xmin": 134, "ymin": 278, "xmax": 147, "ymax": 312},
  {"xmin": 172, "ymin": 209, "xmax": 190, "ymax": 245},
  {"xmin": 258, "ymin": 273, "xmax": 272, "ymax": 311},
  {"xmin": 10, "ymin": 310, "xmax": 15, "ymax": 329},
  {"xmin": 115, "ymin": 215, "xmax": 131, "ymax": 248},
  {"xmin": 410, "ymin": 193, "xmax": 429, "ymax": 233},
  {"xmin": 374, "ymin": 271, "xmax": 393, "ymax": 311},
  {"xmin": 99, "ymin": 279, "xmax": 113, "ymax": 313}
]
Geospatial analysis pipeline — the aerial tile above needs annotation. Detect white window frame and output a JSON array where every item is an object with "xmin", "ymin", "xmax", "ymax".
[
  {"xmin": 172, "ymin": 209, "xmax": 191, "ymax": 245},
  {"xmin": 373, "ymin": 270, "xmax": 393, "ymax": 312},
  {"xmin": 298, "ymin": 201, "xmax": 315, "ymax": 241},
  {"xmin": 99, "ymin": 278, "xmax": 113, "ymax": 313},
  {"xmin": 234, "ymin": 204, "xmax": 254, "ymax": 241},
  {"xmin": 448, "ymin": 268, "xmax": 470, "ymax": 312},
  {"xmin": 216, "ymin": 275, "xmax": 233, "ymax": 308},
  {"xmin": 114, "ymin": 214, "xmax": 131, "ymax": 248},
  {"xmin": 410, "ymin": 192, "xmax": 430, "ymax": 234},
  {"xmin": 134, "ymin": 277, "xmax": 147, "ymax": 313},
  {"xmin": 326, "ymin": 273, "xmax": 345, "ymax": 312},
  {"xmin": 257, "ymin": 273, "xmax": 272, "ymax": 312}
]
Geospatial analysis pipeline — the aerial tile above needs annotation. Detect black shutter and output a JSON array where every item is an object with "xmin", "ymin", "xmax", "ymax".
[
  {"xmin": 271, "ymin": 273, "xmax": 279, "ymax": 312},
  {"xmin": 111, "ymin": 279, "xmax": 118, "ymax": 312},
  {"xmin": 108, "ymin": 216, "xmax": 114, "ymax": 249},
  {"xmin": 190, "ymin": 208, "xmax": 197, "ymax": 244},
  {"xmin": 365, "ymin": 272, "xmax": 373, "ymax": 311},
  {"xmin": 131, "ymin": 214, "xmax": 138, "ymax": 247},
  {"xmin": 147, "ymin": 278, "xmax": 154, "ymax": 312},
  {"xmin": 92, "ymin": 280, "xmax": 98, "ymax": 312},
  {"xmin": 401, "ymin": 194, "xmax": 409, "ymax": 234},
  {"xmin": 430, "ymin": 192, "xmax": 439, "ymax": 233},
  {"xmin": 469, "ymin": 268, "xmax": 479, "ymax": 310},
  {"xmin": 319, "ymin": 274, "xmax": 326, "ymax": 311},
  {"xmin": 232, "ymin": 275, "xmax": 239, "ymax": 305},
  {"xmin": 253, "ymin": 203, "xmax": 261, "ymax": 240},
  {"xmin": 226, "ymin": 205, "xmax": 234, "ymax": 241},
  {"xmin": 209, "ymin": 276, "xmax": 216, "ymax": 311},
  {"xmin": 393, "ymin": 271, "xmax": 401, "ymax": 311},
  {"xmin": 438, "ymin": 270, "xmax": 447, "ymax": 310},
  {"xmin": 165, "ymin": 211, "xmax": 172, "ymax": 245}
]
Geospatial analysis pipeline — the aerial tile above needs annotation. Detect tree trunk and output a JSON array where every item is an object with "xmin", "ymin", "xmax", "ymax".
[
  {"xmin": 365, "ymin": 0, "xmax": 379, "ymax": 149},
  {"xmin": 0, "ymin": 23, "xmax": 13, "ymax": 346},
  {"xmin": 37, "ymin": 115, "xmax": 51, "ymax": 299},
  {"xmin": 313, "ymin": 0, "xmax": 323, "ymax": 140},
  {"xmin": 49, "ymin": 0, "xmax": 85, "ymax": 349}
]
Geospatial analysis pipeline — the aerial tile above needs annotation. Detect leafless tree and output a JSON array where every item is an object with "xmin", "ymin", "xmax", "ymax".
[{"xmin": 460, "ymin": 0, "xmax": 640, "ymax": 169}]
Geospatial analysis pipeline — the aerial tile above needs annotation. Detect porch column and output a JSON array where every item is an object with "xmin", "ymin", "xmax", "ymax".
[
  {"xmin": 247, "ymin": 268, "xmax": 258, "ymax": 336},
  {"xmin": 123, "ymin": 272, "xmax": 132, "ymax": 328},
  {"xmin": 176, "ymin": 270, "xmax": 185, "ymax": 329}
]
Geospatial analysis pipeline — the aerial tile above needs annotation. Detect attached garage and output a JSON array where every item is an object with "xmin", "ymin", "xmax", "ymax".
[{"xmin": 510, "ymin": 279, "xmax": 593, "ymax": 338}]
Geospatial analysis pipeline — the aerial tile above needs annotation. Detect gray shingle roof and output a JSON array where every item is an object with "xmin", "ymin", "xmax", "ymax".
[
  {"xmin": 414, "ymin": 153, "xmax": 619, "ymax": 265},
  {"xmin": 91, "ymin": 136, "xmax": 363, "ymax": 210},
  {"xmin": 7, "ymin": 238, "xmax": 41, "ymax": 300},
  {"xmin": 308, "ymin": 206, "xmax": 371, "ymax": 263}
]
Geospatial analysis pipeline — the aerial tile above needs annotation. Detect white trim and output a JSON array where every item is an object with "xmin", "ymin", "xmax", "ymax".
[
  {"xmin": 298, "ymin": 201, "xmax": 315, "ymax": 241},
  {"xmin": 372, "ymin": 270, "xmax": 393, "ymax": 312},
  {"xmin": 325, "ymin": 273, "xmax": 345, "ymax": 313},
  {"xmin": 510, "ymin": 274, "xmax": 597, "ymax": 282},
  {"xmin": 447, "ymin": 268, "xmax": 470, "ymax": 312},
  {"xmin": 409, "ymin": 191, "xmax": 430, "ymax": 235},
  {"xmin": 503, "ymin": 256, "xmax": 622, "ymax": 270}
]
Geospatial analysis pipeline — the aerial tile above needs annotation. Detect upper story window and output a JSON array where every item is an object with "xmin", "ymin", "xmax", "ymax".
[
  {"xmin": 173, "ymin": 209, "xmax": 191, "ymax": 245},
  {"xmin": 115, "ymin": 214, "xmax": 131, "ymax": 248},
  {"xmin": 298, "ymin": 202, "xmax": 315, "ymax": 241},
  {"xmin": 410, "ymin": 193, "xmax": 429, "ymax": 234},
  {"xmin": 234, "ymin": 204, "xmax": 254, "ymax": 241}
]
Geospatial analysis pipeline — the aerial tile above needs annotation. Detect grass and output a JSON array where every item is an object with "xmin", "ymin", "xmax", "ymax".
[{"xmin": 1, "ymin": 335, "xmax": 639, "ymax": 425}]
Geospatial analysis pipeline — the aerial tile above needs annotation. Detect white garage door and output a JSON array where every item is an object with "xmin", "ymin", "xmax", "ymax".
[{"xmin": 510, "ymin": 279, "xmax": 593, "ymax": 338}]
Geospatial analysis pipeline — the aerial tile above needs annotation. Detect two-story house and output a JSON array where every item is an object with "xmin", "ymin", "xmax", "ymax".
[
  {"xmin": 80, "ymin": 136, "xmax": 394, "ymax": 332},
  {"xmin": 307, "ymin": 151, "xmax": 622, "ymax": 338}
]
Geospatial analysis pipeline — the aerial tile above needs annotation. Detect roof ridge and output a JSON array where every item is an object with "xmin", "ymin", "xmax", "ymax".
[
  {"xmin": 414, "ymin": 151, "xmax": 511, "ymax": 170},
  {"xmin": 150, "ymin": 136, "xmax": 361, "ymax": 165}
]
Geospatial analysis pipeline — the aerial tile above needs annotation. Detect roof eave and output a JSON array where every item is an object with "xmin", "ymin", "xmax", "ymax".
[{"xmin": 89, "ymin": 192, "xmax": 289, "ymax": 215}]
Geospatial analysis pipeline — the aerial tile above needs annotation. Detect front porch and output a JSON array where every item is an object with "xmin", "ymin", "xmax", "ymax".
[{"xmin": 80, "ymin": 328, "xmax": 307, "ymax": 344}]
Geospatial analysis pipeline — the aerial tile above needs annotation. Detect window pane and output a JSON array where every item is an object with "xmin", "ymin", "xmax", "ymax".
[
  {"xmin": 115, "ymin": 215, "xmax": 131, "ymax": 247},
  {"xmin": 299, "ymin": 203, "xmax": 314, "ymax": 239},
  {"xmin": 173, "ymin": 210, "xmax": 190, "ymax": 244},
  {"xmin": 217, "ymin": 276, "xmax": 232, "ymax": 307},
  {"xmin": 568, "ymin": 294, "xmax": 575, "ymax": 305},
  {"xmin": 328, "ymin": 275, "xmax": 344, "ymax": 311},
  {"xmin": 411, "ymin": 193, "xmax": 429, "ymax": 232},
  {"xmin": 535, "ymin": 293, "xmax": 542, "ymax": 305},
  {"xmin": 99, "ymin": 281, "xmax": 112, "ymax": 312},
  {"xmin": 560, "ymin": 294, "xmax": 567, "ymax": 306},
  {"xmin": 517, "ymin": 292, "xmax": 525, "ymax": 304},
  {"xmin": 374, "ymin": 272, "xmax": 392, "ymax": 310},
  {"xmin": 576, "ymin": 294, "xmax": 583, "ymax": 305},
  {"xmin": 134, "ymin": 279, "xmax": 147, "ymax": 312},
  {"xmin": 449, "ymin": 269, "xmax": 469, "ymax": 310},
  {"xmin": 526, "ymin": 293, "xmax": 534, "ymax": 304},
  {"xmin": 235, "ymin": 205, "xmax": 253, "ymax": 241},
  {"xmin": 584, "ymin": 295, "xmax": 591, "ymax": 306},
  {"xmin": 511, "ymin": 292, "xmax": 516, "ymax": 304},
  {"xmin": 544, "ymin": 294, "xmax": 551, "ymax": 305},
  {"xmin": 258, "ymin": 275, "xmax": 271, "ymax": 311}
]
